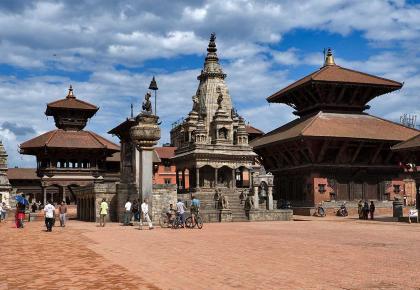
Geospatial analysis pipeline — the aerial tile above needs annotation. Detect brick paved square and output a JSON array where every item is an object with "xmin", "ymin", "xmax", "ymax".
[{"xmin": 1, "ymin": 217, "xmax": 420, "ymax": 289}]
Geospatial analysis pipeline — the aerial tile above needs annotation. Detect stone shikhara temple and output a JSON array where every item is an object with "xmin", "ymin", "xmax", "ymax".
[
  {"xmin": 171, "ymin": 34, "xmax": 292, "ymax": 221},
  {"xmin": 252, "ymin": 49, "xmax": 419, "ymax": 214},
  {"xmin": 0, "ymin": 141, "xmax": 12, "ymax": 207}
]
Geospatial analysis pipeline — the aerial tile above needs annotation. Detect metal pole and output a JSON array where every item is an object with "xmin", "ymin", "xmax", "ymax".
[{"xmin": 154, "ymin": 90, "xmax": 157, "ymax": 115}]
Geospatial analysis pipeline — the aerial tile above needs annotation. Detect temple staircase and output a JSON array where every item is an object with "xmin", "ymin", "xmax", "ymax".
[{"xmin": 193, "ymin": 188, "xmax": 249, "ymax": 222}]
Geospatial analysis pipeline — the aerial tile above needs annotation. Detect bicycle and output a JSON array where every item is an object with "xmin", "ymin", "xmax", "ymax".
[
  {"xmin": 185, "ymin": 213, "xmax": 203, "ymax": 229},
  {"xmin": 171, "ymin": 213, "xmax": 184, "ymax": 229},
  {"xmin": 159, "ymin": 211, "xmax": 175, "ymax": 228}
]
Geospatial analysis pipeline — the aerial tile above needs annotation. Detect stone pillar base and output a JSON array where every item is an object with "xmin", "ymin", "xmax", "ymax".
[{"xmin": 219, "ymin": 209, "xmax": 232, "ymax": 222}]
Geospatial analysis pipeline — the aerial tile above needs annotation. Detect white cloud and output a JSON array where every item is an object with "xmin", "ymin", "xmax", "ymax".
[{"xmin": 1, "ymin": 0, "xmax": 420, "ymax": 167}]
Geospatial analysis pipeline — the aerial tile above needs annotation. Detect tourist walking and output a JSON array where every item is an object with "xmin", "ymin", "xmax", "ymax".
[
  {"xmin": 58, "ymin": 201, "xmax": 68, "ymax": 227},
  {"xmin": 132, "ymin": 199, "xmax": 140, "ymax": 222},
  {"xmin": 0, "ymin": 202, "xmax": 7, "ymax": 222},
  {"xmin": 369, "ymin": 201, "xmax": 375, "ymax": 220},
  {"xmin": 15, "ymin": 199, "xmax": 27, "ymax": 228},
  {"xmin": 44, "ymin": 201, "xmax": 55, "ymax": 232},
  {"xmin": 140, "ymin": 198, "xmax": 153, "ymax": 230},
  {"xmin": 123, "ymin": 199, "xmax": 132, "ymax": 226},
  {"xmin": 99, "ymin": 198, "xmax": 108, "ymax": 227},
  {"xmin": 176, "ymin": 199, "xmax": 187, "ymax": 228},
  {"xmin": 31, "ymin": 202, "xmax": 37, "ymax": 213},
  {"xmin": 362, "ymin": 201, "xmax": 369, "ymax": 220},
  {"xmin": 0, "ymin": 202, "xmax": 3, "ymax": 223}
]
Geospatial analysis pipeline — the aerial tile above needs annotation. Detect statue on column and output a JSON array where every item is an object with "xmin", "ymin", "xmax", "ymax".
[{"xmin": 142, "ymin": 92, "xmax": 152, "ymax": 114}]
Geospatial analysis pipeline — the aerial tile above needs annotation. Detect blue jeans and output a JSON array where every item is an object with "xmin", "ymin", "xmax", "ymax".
[{"xmin": 179, "ymin": 213, "xmax": 185, "ymax": 224}]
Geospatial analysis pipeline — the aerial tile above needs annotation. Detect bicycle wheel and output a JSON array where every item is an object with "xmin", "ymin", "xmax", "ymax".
[
  {"xmin": 159, "ymin": 216, "xmax": 168, "ymax": 228},
  {"xmin": 185, "ymin": 216, "xmax": 194, "ymax": 228},
  {"xmin": 171, "ymin": 218, "xmax": 179, "ymax": 229},
  {"xmin": 196, "ymin": 216, "xmax": 203, "ymax": 229}
]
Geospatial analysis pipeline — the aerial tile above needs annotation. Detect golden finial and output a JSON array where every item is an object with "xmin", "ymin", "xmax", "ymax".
[
  {"xmin": 67, "ymin": 84, "xmax": 75, "ymax": 98},
  {"xmin": 324, "ymin": 48, "xmax": 335, "ymax": 66}
]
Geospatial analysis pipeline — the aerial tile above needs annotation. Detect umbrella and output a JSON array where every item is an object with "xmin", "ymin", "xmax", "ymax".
[{"xmin": 15, "ymin": 195, "xmax": 29, "ymax": 206}]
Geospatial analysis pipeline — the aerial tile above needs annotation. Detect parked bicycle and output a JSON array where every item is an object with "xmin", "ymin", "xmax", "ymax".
[
  {"xmin": 185, "ymin": 213, "xmax": 203, "ymax": 229},
  {"xmin": 171, "ymin": 213, "xmax": 185, "ymax": 229},
  {"xmin": 159, "ymin": 211, "xmax": 171, "ymax": 228}
]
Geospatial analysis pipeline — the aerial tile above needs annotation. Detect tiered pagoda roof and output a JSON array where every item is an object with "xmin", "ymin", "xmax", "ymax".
[
  {"xmin": 252, "ymin": 112, "xmax": 419, "ymax": 149},
  {"xmin": 267, "ymin": 49, "xmax": 403, "ymax": 116},
  {"xmin": 252, "ymin": 49, "xmax": 418, "ymax": 149},
  {"xmin": 20, "ymin": 130, "xmax": 119, "ymax": 154},
  {"xmin": 45, "ymin": 85, "xmax": 99, "ymax": 131},
  {"xmin": 392, "ymin": 133, "xmax": 420, "ymax": 152},
  {"xmin": 20, "ymin": 85, "xmax": 119, "ymax": 155}
]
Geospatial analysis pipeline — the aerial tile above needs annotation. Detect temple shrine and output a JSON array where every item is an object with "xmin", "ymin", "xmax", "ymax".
[
  {"xmin": 251, "ymin": 49, "xmax": 419, "ymax": 214},
  {"xmin": 170, "ymin": 34, "xmax": 291, "ymax": 222},
  {"xmin": 19, "ymin": 86, "xmax": 119, "ymax": 205}
]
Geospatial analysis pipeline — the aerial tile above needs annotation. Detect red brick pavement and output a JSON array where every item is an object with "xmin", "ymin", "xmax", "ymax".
[
  {"xmin": 2, "ymin": 217, "xmax": 420, "ymax": 289},
  {"xmin": 0, "ymin": 220, "xmax": 158, "ymax": 290}
]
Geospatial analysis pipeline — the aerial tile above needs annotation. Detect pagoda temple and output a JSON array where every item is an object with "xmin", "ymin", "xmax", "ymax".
[
  {"xmin": 251, "ymin": 49, "xmax": 419, "ymax": 213},
  {"xmin": 20, "ymin": 85, "xmax": 119, "ymax": 205}
]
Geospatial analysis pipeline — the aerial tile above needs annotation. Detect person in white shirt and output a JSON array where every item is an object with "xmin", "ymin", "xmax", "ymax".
[
  {"xmin": 0, "ymin": 202, "xmax": 3, "ymax": 222},
  {"xmin": 123, "ymin": 199, "xmax": 132, "ymax": 226},
  {"xmin": 44, "ymin": 201, "xmax": 56, "ymax": 232},
  {"xmin": 176, "ymin": 199, "xmax": 187, "ymax": 228},
  {"xmin": 140, "ymin": 198, "xmax": 153, "ymax": 230},
  {"xmin": 0, "ymin": 202, "xmax": 7, "ymax": 222}
]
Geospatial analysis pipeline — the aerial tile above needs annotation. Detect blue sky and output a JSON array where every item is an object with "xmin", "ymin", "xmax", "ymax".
[{"xmin": 0, "ymin": 0, "xmax": 419, "ymax": 167}]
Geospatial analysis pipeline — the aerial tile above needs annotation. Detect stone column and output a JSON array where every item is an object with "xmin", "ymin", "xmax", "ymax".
[
  {"xmin": 196, "ymin": 167, "xmax": 200, "ymax": 189},
  {"xmin": 214, "ymin": 168, "xmax": 218, "ymax": 188},
  {"xmin": 62, "ymin": 186, "xmax": 66, "ymax": 203},
  {"xmin": 182, "ymin": 169, "xmax": 186, "ymax": 190},
  {"xmin": 232, "ymin": 169, "xmax": 236, "ymax": 189},
  {"xmin": 42, "ymin": 186, "xmax": 47, "ymax": 205},
  {"xmin": 138, "ymin": 147, "xmax": 154, "ymax": 201},
  {"xmin": 176, "ymin": 170, "xmax": 180, "ymax": 190},
  {"xmin": 130, "ymin": 111, "xmax": 161, "ymax": 222},
  {"xmin": 253, "ymin": 186, "xmax": 259, "ymax": 209},
  {"xmin": 267, "ymin": 186, "xmax": 273, "ymax": 210}
]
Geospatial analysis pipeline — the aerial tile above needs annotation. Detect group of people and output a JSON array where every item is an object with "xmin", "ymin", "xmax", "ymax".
[
  {"xmin": 123, "ymin": 198, "xmax": 154, "ymax": 229},
  {"xmin": 43, "ymin": 201, "xmax": 68, "ymax": 232},
  {"xmin": 165, "ymin": 196, "xmax": 200, "ymax": 228},
  {"xmin": 358, "ymin": 200, "xmax": 375, "ymax": 220},
  {"xmin": 121, "ymin": 195, "xmax": 201, "ymax": 229}
]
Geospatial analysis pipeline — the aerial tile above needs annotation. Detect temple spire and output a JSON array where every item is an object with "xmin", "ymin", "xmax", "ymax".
[
  {"xmin": 324, "ymin": 48, "xmax": 335, "ymax": 66},
  {"xmin": 207, "ymin": 32, "xmax": 217, "ymax": 53},
  {"xmin": 66, "ymin": 85, "xmax": 75, "ymax": 98}
]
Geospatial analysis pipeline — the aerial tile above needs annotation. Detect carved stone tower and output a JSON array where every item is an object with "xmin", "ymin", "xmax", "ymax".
[
  {"xmin": 171, "ymin": 33, "xmax": 257, "ymax": 198},
  {"xmin": 0, "ymin": 141, "xmax": 12, "ymax": 206}
]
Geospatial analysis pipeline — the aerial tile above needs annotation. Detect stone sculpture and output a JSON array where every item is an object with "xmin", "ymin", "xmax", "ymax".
[{"xmin": 142, "ymin": 92, "xmax": 152, "ymax": 113}]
